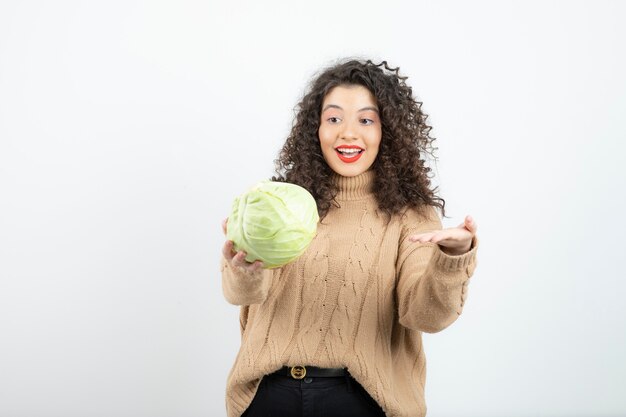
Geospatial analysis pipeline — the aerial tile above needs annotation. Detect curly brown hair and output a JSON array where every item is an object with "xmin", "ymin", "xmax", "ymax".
[{"xmin": 272, "ymin": 59, "xmax": 446, "ymax": 220}]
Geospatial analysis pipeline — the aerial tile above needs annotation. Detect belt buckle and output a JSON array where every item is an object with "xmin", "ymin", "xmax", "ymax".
[{"xmin": 290, "ymin": 365, "xmax": 306, "ymax": 379}]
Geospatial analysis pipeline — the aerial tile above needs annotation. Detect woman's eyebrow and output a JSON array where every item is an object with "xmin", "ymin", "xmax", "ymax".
[
  {"xmin": 322, "ymin": 104, "xmax": 379, "ymax": 113},
  {"xmin": 322, "ymin": 104, "xmax": 342, "ymax": 112},
  {"xmin": 358, "ymin": 106, "xmax": 379, "ymax": 114}
]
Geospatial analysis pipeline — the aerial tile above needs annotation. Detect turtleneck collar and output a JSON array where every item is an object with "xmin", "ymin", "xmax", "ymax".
[{"xmin": 333, "ymin": 170, "xmax": 376, "ymax": 201}]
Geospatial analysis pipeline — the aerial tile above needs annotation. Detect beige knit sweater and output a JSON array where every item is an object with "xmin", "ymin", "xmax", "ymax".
[{"xmin": 221, "ymin": 170, "xmax": 479, "ymax": 417}]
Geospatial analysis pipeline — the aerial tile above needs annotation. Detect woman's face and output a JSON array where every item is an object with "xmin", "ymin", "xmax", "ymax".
[{"xmin": 318, "ymin": 84, "xmax": 382, "ymax": 177}]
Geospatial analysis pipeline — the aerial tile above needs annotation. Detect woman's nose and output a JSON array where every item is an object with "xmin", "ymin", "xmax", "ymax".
[{"xmin": 340, "ymin": 120, "xmax": 359, "ymax": 140}]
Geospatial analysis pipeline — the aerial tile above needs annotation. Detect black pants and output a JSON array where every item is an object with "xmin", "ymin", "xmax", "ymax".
[{"xmin": 241, "ymin": 371, "xmax": 387, "ymax": 417}]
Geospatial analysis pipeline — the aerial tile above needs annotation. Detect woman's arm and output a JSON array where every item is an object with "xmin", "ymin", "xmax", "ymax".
[
  {"xmin": 220, "ymin": 219, "xmax": 273, "ymax": 306},
  {"xmin": 395, "ymin": 207, "xmax": 479, "ymax": 333}
]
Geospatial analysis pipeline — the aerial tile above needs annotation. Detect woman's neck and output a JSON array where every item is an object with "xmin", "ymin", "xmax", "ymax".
[{"xmin": 333, "ymin": 170, "xmax": 375, "ymax": 201}]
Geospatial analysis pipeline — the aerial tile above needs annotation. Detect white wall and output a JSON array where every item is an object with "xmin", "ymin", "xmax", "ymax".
[{"xmin": 1, "ymin": 1, "xmax": 624, "ymax": 416}]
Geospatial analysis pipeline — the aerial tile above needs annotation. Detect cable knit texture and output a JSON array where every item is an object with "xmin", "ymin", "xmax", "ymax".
[{"xmin": 221, "ymin": 170, "xmax": 479, "ymax": 417}]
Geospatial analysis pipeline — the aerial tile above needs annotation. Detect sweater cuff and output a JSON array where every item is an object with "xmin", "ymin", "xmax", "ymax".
[{"xmin": 434, "ymin": 235, "xmax": 479, "ymax": 272}]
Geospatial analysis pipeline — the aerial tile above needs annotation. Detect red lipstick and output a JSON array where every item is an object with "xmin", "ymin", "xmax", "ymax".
[{"xmin": 335, "ymin": 145, "xmax": 364, "ymax": 163}]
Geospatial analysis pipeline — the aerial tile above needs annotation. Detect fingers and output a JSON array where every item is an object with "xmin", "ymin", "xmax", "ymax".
[
  {"xmin": 233, "ymin": 251, "xmax": 263, "ymax": 272},
  {"xmin": 464, "ymin": 215, "xmax": 477, "ymax": 233},
  {"xmin": 222, "ymin": 242, "xmax": 251, "ymax": 266},
  {"xmin": 456, "ymin": 216, "xmax": 476, "ymax": 231},
  {"xmin": 232, "ymin": 251, "xmax": 264, "ymax": 272},
  {"xmin": 248, "ymin": 260, "xmax": 264, "ymax": 273},
  {"xmin": 410, "ymin": 217, "xmax": 477, "ymax": 256},
  {"xmin": 409, "ymin": 231, "xmax": 437, "ymax": 243},
  {"xmin": 223, "ymin": 241, "xmax": 264, "ymax": 272},
  {"xmin": 409, "ymin": 223, "xmax": 473, "ymax": 244},
  {"xmin": 410, "ymin": 231, "xmax": 453, "ymax": 244},
  {"xmin": 232, "ymin": 250, "xmax": 248, "ymax": 267},
  {"xmin": 222, "ymin": 218, "xmax": 264, "ymax": 271},
  {"xmin": 222, "ymin": 240, "xmax": 235, "ymax": 260}
]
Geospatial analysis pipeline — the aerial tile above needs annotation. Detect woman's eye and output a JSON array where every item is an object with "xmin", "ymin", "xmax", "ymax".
[
  {"xmin": 328, "ymin": 117, "xmax": 340, "ymax": 123},
  {"xmin": 360, "ymin": 118, "xmax": 374, "ymax": 125}
]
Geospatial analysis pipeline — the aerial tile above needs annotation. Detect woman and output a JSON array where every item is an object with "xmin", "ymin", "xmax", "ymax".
[{"xmin": 220, "ymin": 59, "xmax": 479, "ymax": 417}]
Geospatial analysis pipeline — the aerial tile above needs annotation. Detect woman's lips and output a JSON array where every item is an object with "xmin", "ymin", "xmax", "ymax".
[{"xmin": 335, "ymin": 146, "xmax": 364, "ymax": 163}]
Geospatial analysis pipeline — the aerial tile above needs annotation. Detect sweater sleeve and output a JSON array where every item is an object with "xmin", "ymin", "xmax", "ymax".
[
  {"xmin": 221, "ymin": 257, "xmax": 273, "ymax": 306},
  {"xmin": 395, "ymin": 206, "xmax": 479, "ymax": 333}
]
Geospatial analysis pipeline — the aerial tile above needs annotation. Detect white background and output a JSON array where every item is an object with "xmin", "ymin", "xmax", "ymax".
[{"xmin": 1, "ymin": 1, "xmax": 625, "ymax": 416}]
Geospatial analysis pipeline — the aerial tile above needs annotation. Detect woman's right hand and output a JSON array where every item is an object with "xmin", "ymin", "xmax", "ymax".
[{"xmin": 221, "ymin": 218, "xmax": 264, "ymax": 274}]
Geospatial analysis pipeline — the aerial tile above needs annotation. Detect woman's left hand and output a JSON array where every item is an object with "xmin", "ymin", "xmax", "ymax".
[{"xmin": 409, "ymin": 215, "xmax": 477, "ymax": 256}]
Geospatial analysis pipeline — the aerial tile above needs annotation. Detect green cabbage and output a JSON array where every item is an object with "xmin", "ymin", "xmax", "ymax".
[{"xmin": 226, "ymin": 181, "xmax": 319, "ymax": 269}]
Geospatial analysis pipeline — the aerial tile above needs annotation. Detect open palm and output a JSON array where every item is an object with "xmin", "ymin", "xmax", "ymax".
[{"xmin": 409, "ymin": 215, "xmax": 477, "ymax": 256}]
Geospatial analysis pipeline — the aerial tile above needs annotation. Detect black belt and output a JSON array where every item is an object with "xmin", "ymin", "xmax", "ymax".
[{"xmin": 272, "ymin": 366, "xmax": 348, "ymax": 379}]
